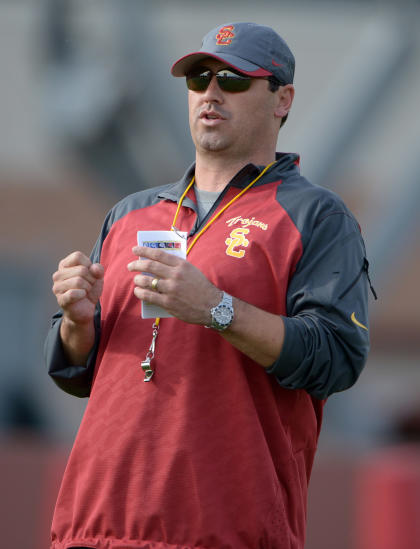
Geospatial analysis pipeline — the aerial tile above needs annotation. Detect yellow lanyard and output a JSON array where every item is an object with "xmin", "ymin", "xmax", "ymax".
[{"xmin": 140, "ymin": 160, "xmax": 277, "ymax": 381}]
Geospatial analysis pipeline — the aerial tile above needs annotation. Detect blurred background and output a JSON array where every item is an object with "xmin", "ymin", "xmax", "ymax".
[{"xmin": 1, "ymin": 1, "xmax": 419, "ymax": 548}]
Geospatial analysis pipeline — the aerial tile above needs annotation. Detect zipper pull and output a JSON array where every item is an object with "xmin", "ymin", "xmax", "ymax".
[{"xmin": 364, "ymin": 258, "xmax": 378, "ymax": 300}]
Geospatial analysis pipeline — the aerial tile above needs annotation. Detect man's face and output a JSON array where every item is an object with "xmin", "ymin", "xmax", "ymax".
[{"xmin": 187, "ymin": 58, "xmax": 282, "ymax": 160}]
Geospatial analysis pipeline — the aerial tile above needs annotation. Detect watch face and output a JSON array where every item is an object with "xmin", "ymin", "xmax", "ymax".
[
  {"xmin": 215, "ymin": 305, "xmax": 232, "ymax": 326},
  {"xmin": 210, "ymin": 293, "xmax": 234, "ymax": 331},
  {"xmin": 213, "ymin": 305, "xmax": 233, "ymax": 328}
]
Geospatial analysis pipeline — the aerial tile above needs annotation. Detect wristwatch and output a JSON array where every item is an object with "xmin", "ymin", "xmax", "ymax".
[{"xmin": 208, "ymin": 292, "xmax": 234, "ymax": 331}]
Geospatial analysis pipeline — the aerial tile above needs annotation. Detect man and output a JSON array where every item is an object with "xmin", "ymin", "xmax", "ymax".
[{"xmin": 45, "ymin": 22, "xmax": 372, "ymax": 549}]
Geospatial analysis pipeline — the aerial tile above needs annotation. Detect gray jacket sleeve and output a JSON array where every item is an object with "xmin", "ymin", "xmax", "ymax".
[
  {"xmin": 44, "ymin": 225, "xmax": 107, "ymax": 398},
  {"xmin": 267, "ymin": 208, "xmax": 372, "ymax": 400},
  {"xmin": 44, "ymin": 305, "xmax": 101, "ymax": 397}
]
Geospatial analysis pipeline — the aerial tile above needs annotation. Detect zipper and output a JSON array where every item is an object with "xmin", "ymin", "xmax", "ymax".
[
  {"xmin": 189, "ymin": 184, "xmax": 230, "ymax": 236},
  {"xmin": 338, "ymin": 258, "xmax": 377, "ymax": 300}
]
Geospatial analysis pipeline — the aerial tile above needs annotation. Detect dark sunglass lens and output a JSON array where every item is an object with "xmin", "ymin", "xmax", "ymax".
[
  {"xmin": 216, "ymin": 70, "xmax": 252, "ymax": 92},
  {"xmin": 186, "ymin": 70, "xmax": 211, "ymax": 91},
  {"xmin": 186, "ymin": 68, "xmax": 252, "ymax": 93}
]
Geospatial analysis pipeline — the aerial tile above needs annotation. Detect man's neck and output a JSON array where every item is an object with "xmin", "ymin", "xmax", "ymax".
[{"xmin": 194, "ymin": 152, "xmax": 276, "ymax": 192}]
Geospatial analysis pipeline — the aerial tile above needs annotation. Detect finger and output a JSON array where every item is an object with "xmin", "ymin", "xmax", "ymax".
[
  {"xmin": 53, "ymin": 265, "xmax": 97, "ymax": 285},
  {"xmin": 133, "ymin": 285, "xmax": 167, "ymax": 306},
  {"xmin": 127, "ymin": 257, "xmax": 172, "ymax": 279},
  {"xmin": 59, "ymin": 251, "xmax": 92, "ymax": 270},
  {"xmin": 57, "ymin": 288, "xmax": 87, "ymax": 308},
  {"xmin": 133, "ymin": 274, "xmax": 166, "ymax": 293},
  {"xmin": 89, "ymin": 263, "xmax": 105, "ymax": 279},
  {"xmin": 132, "ymin": 246, "xmax": 181, "ymax": 266},
  {"xmin": 53, "ymin": 276, "xmax": 93, "ymax": 296}
]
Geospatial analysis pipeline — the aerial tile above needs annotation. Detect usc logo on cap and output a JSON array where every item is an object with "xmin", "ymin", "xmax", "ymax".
[{"xmin": 216, "ymin": 25, "xmax": 235, "ymax": 45}]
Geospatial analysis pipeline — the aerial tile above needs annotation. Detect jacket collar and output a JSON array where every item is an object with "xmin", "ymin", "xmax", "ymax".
[{"xmin": 158, "ymin": 152, "xmax": 300, "ymax": 203}]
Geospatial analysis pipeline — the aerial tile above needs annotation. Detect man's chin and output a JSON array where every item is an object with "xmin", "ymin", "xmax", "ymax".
[{"xmin": 196, "ymin": 136, "xmax": 231, "ymax": 153}]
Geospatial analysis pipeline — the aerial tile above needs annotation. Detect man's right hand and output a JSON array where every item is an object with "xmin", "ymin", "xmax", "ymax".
[
  {"xmin": 52, "ymin": 251, "xmax": 104, "ymax": 324},
  {"xmin": 52, "ymin": 251, "xmax": 104, "ymax": 364}
]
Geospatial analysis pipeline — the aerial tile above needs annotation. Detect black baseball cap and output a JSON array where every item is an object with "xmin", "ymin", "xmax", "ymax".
[{"xmin": 171, "ymin": 22, "xmax": 295, "ymax": 85}]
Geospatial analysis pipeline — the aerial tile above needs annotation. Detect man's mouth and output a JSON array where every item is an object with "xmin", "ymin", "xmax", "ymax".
[
  {"xmin": 198, "ymin": 110, "xmax": 227, "ymax": 126},
  {"xmin": 199, "ymin": 110, "xmax": 225, "ymax": 120}
]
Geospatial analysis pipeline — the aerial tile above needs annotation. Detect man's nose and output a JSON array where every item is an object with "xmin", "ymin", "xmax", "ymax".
[{"xmin": 201, "ymin": 75, "xmax": 224, "ymax": 102}]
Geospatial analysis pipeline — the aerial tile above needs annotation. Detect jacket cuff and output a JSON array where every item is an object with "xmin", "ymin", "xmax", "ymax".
[
  {"xmin": 44, "ymin": 316, "xmax": 97, "ymax": 398},
  {"xmin": 265, "ymin": 316, "xmax": 306, "ymax": 379}
]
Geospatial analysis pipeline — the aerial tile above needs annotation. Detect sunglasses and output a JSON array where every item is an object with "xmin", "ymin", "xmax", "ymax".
[{"xmin": 186, "ymin": 67, "xmax": 257, "ymax": 93}]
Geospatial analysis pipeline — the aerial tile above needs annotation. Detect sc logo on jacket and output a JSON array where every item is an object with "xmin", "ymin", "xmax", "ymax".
[{"xmin": 225, "ymin": 228, "xmax": 250, "ymax": 258}]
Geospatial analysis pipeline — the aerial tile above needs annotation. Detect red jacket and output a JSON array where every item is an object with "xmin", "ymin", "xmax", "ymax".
[{"xmin": 45, "ymin": 153, "xmax": 370, "ymax": 548}]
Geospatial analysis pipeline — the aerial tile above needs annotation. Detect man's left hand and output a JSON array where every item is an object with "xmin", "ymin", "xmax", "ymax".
[{"xmin": 128, "ymin": 246, "xmax": 221, "ymax": 324}]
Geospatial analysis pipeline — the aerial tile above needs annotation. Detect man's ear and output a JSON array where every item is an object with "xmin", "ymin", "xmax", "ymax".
[{"xmin": 274, "ymin": 84, "xmax": 295, "ymax": 119}]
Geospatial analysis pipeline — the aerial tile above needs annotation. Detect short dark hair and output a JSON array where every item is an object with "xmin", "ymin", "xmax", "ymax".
[{"xmin": 267, "ymin": 76, "xmax": 289, "ymax": 128}]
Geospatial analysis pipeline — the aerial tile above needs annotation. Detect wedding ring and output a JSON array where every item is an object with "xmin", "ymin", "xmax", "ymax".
[{"xmin": 151, "ymin": 278, "xmax": 160, "ymax": 292}]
